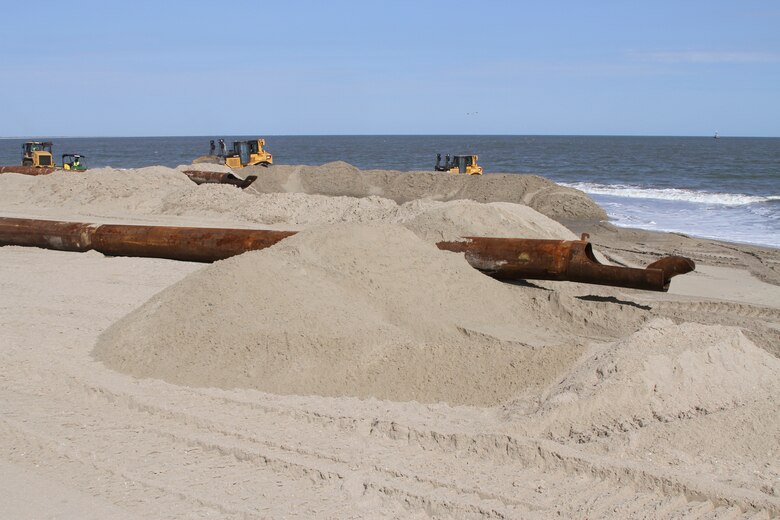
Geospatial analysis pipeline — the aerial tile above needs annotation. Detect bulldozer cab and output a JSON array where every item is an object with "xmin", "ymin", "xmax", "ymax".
[
  {"xmin": 233, "ymin": 141, "xmax": 251, "ymax": 166},
  {"xmin": 22, "ymin": 141, "xmax": 54, "ymax": 167},
  {"xmin": 195, "ymin": 137, "xmax": 273, "ymax": 169},
  {"xmin": 224, "ymin": 138, "xmax": 273, "ymax": 169},
  {"xmin": 62, "ymin": 154, "xmax": 87, "ymax": 171},
  {"xmin": 435, "ymin": 153, "xmax": 483, "ymax": 175},
  {"xmin": 454, "ymin": 156, "xmax": 473, "ymax": 172}
]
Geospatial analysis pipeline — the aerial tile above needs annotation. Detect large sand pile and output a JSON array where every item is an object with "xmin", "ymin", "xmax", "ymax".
[
  {"xmin": 507, "ymin": 318, "xmax": 780, "ymax": 442},
  {"xmin": 94, "ymin": 223, "xmax": 648, "ymax": 406},
  {"xmin": 245, "ymin": 161, "xmax": 608, "ymax": 221}
]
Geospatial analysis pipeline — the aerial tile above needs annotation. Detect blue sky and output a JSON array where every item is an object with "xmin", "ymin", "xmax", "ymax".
[{"xmin": 1, "ymin": 0, "xmax": 778, "ymax": 136}]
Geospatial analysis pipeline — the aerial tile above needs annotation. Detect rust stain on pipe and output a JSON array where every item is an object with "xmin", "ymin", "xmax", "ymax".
[
  {"xmin": 180, "ymin": 170, "xmax": 258, "ymax": 189},
  {"xmin": 0, "ymin": 217, "xmax": 694, "ymax": 291}
]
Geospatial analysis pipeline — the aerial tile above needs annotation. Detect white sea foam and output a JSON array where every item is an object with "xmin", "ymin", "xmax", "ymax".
[
  {"xmin": 562, "ymin": 182, "xmax": 779, "ymax": 206},
  {"xmin": 591, "ymin": 194, "xmax": 780, "ymax": 248}
]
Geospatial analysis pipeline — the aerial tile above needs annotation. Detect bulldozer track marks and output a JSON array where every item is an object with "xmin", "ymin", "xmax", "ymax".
[
  {"xmin": 651, "ymin": 300, "xmax": 780, "ymax": 323},
  {"xmin": 4, "ymin": 372, "xmax": 778, "ymax": 519}
]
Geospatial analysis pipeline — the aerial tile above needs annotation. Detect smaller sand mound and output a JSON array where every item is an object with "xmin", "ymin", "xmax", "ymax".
[
  {"xmin": 395, "ymin": 199, "xmax": 578, "ymax": 242},
  {"xmin": 95, "ymin": 223, "xmax": 591, "ymax": 406},
  {"xmin": 511, "ymin": 318, "xmax": 780, "ymax": 442},
  {"xmin": 158, "ymin": 189, "xmax": 398, "ymax": 227},
  {"xmin": 0, "ymin": 166, "xmax": 193, "ymax": 213}
]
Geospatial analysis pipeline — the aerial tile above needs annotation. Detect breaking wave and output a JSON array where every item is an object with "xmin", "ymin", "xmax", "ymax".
[{"xmin": 562, "ymin": 182, "xmax": 780, "ymax": 206}]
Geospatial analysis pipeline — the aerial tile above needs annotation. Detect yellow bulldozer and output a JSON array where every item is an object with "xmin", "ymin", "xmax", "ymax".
[
  {"xmin": 193, "ymin": 138, "xmax": 273, "ymax": 169},
  {"xmin": 22, "ymin": 141, "xmax": 55, "ymax": 168},
  {"xmin": 435, "ymin": 154, "xmax": 483, "ymax": 175}
]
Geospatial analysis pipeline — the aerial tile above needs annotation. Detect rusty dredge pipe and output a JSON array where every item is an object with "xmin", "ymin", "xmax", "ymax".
[
  {"xmin": 437, "ymin": 235, "xmax": 694, "ymax": 292},
  {"xmin": 0, "ymin": 217, "xmax": 694, "ymax": 291},
  {"xmin": 179, "ymin": 170, "xmax": 258, "ymax": 189},
  {"xmin": 0, "ymin": 217, "xmax": 295, "ymax": 263}
]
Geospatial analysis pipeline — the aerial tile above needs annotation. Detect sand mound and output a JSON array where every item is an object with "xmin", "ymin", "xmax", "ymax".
[
  {"xmin": 0, "ymin": 166, "xmax": 192, "ymax": 214},
  {"xmin": 156, "ymin": 191, "xmax": 576, "ymax": 241},
  {"xmin": 394, "ymin": 199, "xmax": 578, "ymax": 242},
  {"xmin": 158, "ymin": 189, "xmax": 398, "ymax": 226},
  {"xmin": 246, "ymin": 162, "xmax": 607, "ymax": 221},
  {"xmin": 511, "ymin": 318, "xmax": 780, "ymax": 442},
  {"xmin": 93, "ymin": 223, "xmax": 640, "ymax": 406},
  {"xmin": 0, "ymin": 166, "xmax": 579, "ymax": 243}
]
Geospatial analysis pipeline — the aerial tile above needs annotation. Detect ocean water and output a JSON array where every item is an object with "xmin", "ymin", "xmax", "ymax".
[{"xmin": 1, "ymin": 135, "xmax": 778, "ymax": 248}]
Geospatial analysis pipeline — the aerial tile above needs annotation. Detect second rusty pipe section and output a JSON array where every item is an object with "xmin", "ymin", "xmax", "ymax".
[
  {"xmin": 436, "ymin": 236, "xmax": 694, "ymax": 291},
  {"xmin": 0, "ymin": 217, "xmax": 694, "ymax": 291},
  {"xmin": 180, "ymin": 170, "xmax": 258, "ymax": 189}
]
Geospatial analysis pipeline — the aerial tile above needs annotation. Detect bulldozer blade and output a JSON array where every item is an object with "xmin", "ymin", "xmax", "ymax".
[
  {"xmin": 0, "ymin": 217, "xmax": 694, "ymax": 291},
  {"xmin": 0, "ymin": 166, "xmax": 55, "ymax": 175},
  {"xmin": 180, "ymin": 170, "xmax": 259, "ymax": 189}
]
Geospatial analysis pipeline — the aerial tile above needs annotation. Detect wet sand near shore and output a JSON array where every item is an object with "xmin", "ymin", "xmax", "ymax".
[{"xmin": 0, "ymin": 165, "xmax": 778, "ymax": 518}]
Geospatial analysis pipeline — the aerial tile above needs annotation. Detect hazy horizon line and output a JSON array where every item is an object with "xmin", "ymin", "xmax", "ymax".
[{"xmin": 2, "ymin": 133, "xmax": 778, "ymax": 139}]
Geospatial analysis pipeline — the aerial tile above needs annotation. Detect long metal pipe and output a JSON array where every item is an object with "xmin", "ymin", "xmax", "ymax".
[
  {"xmin": 179, "ymin": 170, "xmax": 258, "ymax": 189},
  {"xmin": 0, "ymin": 217, "xmax": 694, "ymax": 291},
  {"xmin": 436, "ymin": 236, "xmax": 694, "ymax": 291},
  {"xmin": 92, "ymin": 223, "xmax": 295, "ymax": 262},
  {"xmin": 0, "ymin": 217, "xmax": 96, "ymax": 251}
]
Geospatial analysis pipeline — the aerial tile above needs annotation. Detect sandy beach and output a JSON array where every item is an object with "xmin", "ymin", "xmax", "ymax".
[{"xmin": 1, "ymin": 164, "xmax": 778, "ymax": 519}]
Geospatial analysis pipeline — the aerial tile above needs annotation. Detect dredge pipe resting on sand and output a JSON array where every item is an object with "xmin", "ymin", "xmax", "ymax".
[
  {"xmin": 436, "ymin": 235, "xmax": 694, "ymax": 292},
  {"xmin": 0, "ymin": 217, "xmax": 694, "ymax": 291},
  {"xmin": 179, "ymin": 170, "xmax": 259, "ymax": 189}
]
